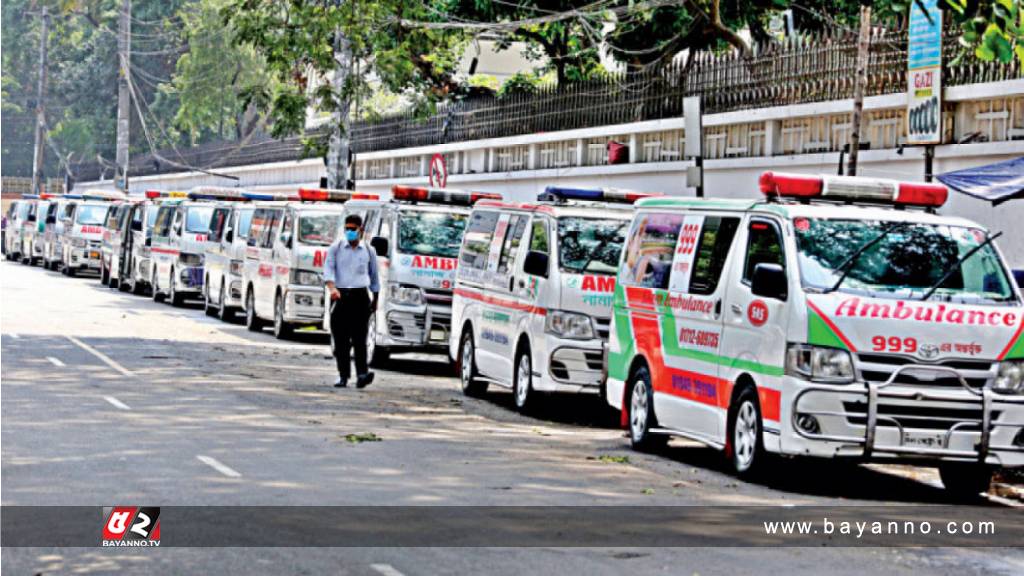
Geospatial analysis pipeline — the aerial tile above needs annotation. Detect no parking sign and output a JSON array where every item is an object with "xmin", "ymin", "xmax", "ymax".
[{"xmin": 429, "ymin": 154, "xmax": 448, "ymax": 188}]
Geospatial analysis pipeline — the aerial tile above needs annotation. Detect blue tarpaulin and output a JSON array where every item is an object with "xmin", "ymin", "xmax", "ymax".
[{"xmin": 936, "ymin": 157, "xmax": 1024, "ymax": 205}]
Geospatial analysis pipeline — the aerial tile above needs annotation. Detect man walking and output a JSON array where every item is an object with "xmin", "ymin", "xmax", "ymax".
[{"xmin": 324, "ymin": 214, "xmax": 379, "ymax": 388}]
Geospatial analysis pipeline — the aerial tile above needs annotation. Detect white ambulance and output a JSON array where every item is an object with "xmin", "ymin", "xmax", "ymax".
[
  {"xmin": 100, "ymin": 199, "xmax": 139, "ymax": 287},
  {"xmin": 203, "ymin": 198, "xmax": 256, "ymax": 321},
  {"xmin": 61, "ymin": 190, "xmax": 123, "ymax": 277},
  {"xmin": 607, "ymin": 171, "xmax": 1023, "ymax": 498},
  {"xmin": 149, "ymin": 187, "xmax": 226, "ymax": 305},
  {"xmin": 243, "ymin": 188, "xmax": 376, "ymax": 339},
  {"xmin": 41, "ymin": 194, "xmax": 80, "ymax": 270},
  {"xmin": 451, "ymin": 186, "xmax": 655, "ymax": 412},
  {"xmin": 20, "ymin": 195, "xmax": 51, "ymax": 266},
  {"xmin": 4, "ymin": 199, "xmax": 29, "ymax": 260},
  {"xmin": 116, "ymin": 191, "xmax": 185, "ymax": 295},
  {"xmin": 339, "ymin": 185, "xmax": 502, "ymax": 365}
]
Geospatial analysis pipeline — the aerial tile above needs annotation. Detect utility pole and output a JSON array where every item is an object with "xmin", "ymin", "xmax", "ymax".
[
  {"xmin": 325, "ymin": 26, "xmax": 353, "ymax": 190},
  {"xmin": 114, "ymin": 0, "xmax": 132, "ymax": 192},
  {"xmin": 30, "ymin": 6, "xmax": 49, "ymax": 196},
  {"xmin": 847, "ymin": 4, "xmax": 871, "ymax": 176}
]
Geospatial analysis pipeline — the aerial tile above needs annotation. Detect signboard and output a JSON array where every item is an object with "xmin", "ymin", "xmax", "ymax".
[
  {"xmin": 906, "ymin": 0, "xmax": 942, "ymax": 144},
  {"xmin": 429, "ymin": 153, "xmax": 448, "ymax": 188}
]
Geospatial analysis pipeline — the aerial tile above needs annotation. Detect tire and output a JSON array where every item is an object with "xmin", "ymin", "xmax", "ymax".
[
  {"xmin": 66, "ymin": 266, "xmax": 75, "ymax": 277},
  {"xmin": 727, "ymin": 387, "xmax": 765, "ymax": 477},
  {"xmin": 217, "ymin": 283, "xmax": 233, "ymax": 322},
  {"xmin": 938, "ymin": 464, "xmax": 992, "ymax": 501},
  {"xmin": 151, "ymin": 270, "xmax": 165, "ymax": 303},
  {"xmin": 100, "ymin": 264, "xmax": 110, "ymax": 286},
  {"xmin": 272, "ymin": 293, "xmax": 293, "ymax": 340},
  {"xmin": 245, "ymin": 290, "xmax": 263, "ymax": 332},
  {"xmin": 168, "ymin": 269, "xmax": 185, "ymax": 307},
  {"xmin": 513, "ymin": 345, "xmax": 535, "ymax": 413},
  {"xmin": 458, "ymin": 329, "xmax": 487, "ymax": 397},
  {"xmin": 367, "ymin": 314, "xmax": 390, "ymax": 367},
  {"xmin": 628, "ymin": 365, "xmax": 667, "ymax": 451},
  {"xmin": 204, "ymin": 279, "xmax": 217, "ymax": 317},
  {"xmin": 131, "ymin": 275, "xmax": 145, "ymax": 296}
]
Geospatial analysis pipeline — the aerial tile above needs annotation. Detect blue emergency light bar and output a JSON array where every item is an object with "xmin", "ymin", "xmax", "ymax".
[
  {"xmin": 21, "ymin": 194, "xmax": 40, "ymax": 199},
  {"xmin": 241, "ymin": 191, "xmax": 298, "ymax": 201},
  {"xmin": 539, "ymin": 186, "xmax": 660, "ymax": 203}
]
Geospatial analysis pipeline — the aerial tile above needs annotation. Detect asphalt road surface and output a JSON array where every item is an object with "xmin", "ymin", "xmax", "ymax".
[{"xmin": 2, "ymin": 260, "xmax": 1022, "ymax": 575}]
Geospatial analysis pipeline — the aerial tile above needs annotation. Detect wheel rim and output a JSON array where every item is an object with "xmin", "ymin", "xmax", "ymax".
[
  {"xmin": 461, "ymin": 337, "xmax": 473, "ymax": 387},
  {"xmin": 275, "ymin": 296, "xmax": 284, "ymax": 334},
  {"xmin": 367, "ymin": 315, "xmax": 376, "ymax": 360},
  {"xmin": 219, "ymin": 284, "xmax": 226, "ymax": 317},
  {"xmin": 169, "ymin": 270, "xmax": 175, "ymax": 301},
  {"xmin": 734, "ymin": 401, "xmax": 758, "ymax": 471},
  {"xmin": 248, "ymin": 294, "xmax": 256, "ymax": 326},
  {"xmin": 515, "ymin": 354, "xmax": 530, "ymax": 407},
  {"xmin": 630, "ymin": 380, "xmax": 648, "ymax": 441}
]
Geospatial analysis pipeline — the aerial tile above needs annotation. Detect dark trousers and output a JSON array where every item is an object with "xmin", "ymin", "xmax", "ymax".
[{"xmin": 330, "ymin": 288, "xmax": 371, "ymax": 379}]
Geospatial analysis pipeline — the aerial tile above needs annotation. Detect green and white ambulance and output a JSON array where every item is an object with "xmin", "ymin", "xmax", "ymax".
[{"xmin": 607, "ymin": 172, "xmax": 1023, "ymax": 497}]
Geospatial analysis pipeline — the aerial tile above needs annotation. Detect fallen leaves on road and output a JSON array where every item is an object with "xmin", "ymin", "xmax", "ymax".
[
  {"xmin": 587, "ymin": 455, "xmax": 630, "ymax": 464},
  {"xmin": 342, "ymin": 432, "xmax": 382, "ymax": 444}
]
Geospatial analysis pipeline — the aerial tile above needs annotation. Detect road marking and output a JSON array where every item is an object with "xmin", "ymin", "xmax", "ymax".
[
  {"xmin": 370, "ymin": 565, "xmax": 406, "ymax": 576},
  {"xmin": 196, "ymin": 455, "xmax": 242, "ymax": 478},
  {"xmin": 46, "ymin": 356, "xmax": 66, "ymax": 367},
  {"xmin": 66, "ymin": 335, "xmax": 134, "ymax": 377},
  {"xmin": 103, "ymin": 396, "xmax": 131, "ymax": 411}
]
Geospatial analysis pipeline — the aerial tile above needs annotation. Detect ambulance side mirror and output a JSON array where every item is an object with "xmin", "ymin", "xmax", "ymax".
[
  {"xmin": 145, "ymin": 237, "xmax": 152, "ymax": 247},
  {"xmin": 370, "ymin": 236, "xmax": 388, "ymax": 258},
  {"xmin": 751, "ymin": 263, "xmax": 788, "ymax": 301},
  {"xmin": 225, "ymin": 229, "xmax": 233, "ymax": 243},
  {"xmin": 46, "ymin": 215, "xmax": 57, "ymax": 225},
  {"xmin": 524, "ymin": 250, "xmax": 549, "ymax": 278},
  {"xmin": 131, "ymin": 220, "xmax": 142, "ymax": 232}
]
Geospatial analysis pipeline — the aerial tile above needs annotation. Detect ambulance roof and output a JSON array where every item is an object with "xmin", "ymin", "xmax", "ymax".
[{"xmin": 474, "ymin": 200, "xmax": 633, "ymax": 220}]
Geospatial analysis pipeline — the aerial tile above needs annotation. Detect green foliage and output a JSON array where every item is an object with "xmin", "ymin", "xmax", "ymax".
[{"xmin": 950, "ymin": 0, "xmax": 1023, "ymax": 64}]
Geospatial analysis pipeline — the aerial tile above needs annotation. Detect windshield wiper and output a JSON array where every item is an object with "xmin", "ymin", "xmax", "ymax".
[
  {"xmin": 919, "ymin": 231, "xmax": 1003, "ymax": 301},
  {"xmin": 824, "ymin": 221, "xmax": 910, "ymax": 294},
  {"xmin": 572, "ymin": 221, "xmax": 628, "ymax": 274}
]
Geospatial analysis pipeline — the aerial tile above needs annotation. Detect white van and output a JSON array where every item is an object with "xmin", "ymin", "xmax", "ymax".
[
  {"xmin": 42, "ymin": 195, "xmax": 80, "ymax": 270},
  {"xmin": 607, "ymin": 172, "xmax": 1023, "ymax": 498},
  {"xmin": 242, "ymin": 188, "xmax": 373, "ymax": 338},
  {"xmin": 451, "ymin": 186, "xmax": 655, "ymax": 411},
  {"xmin": 149, "ymin": 188, "xmax": 224, "ymax": 305},
  {"xmin": 61, "ymin": 191, "xmax": 123, "ymax": 276},
  {"xmin": 203, "ymin": 200, "xmax": 256, "ymax": 320},
  {"xmin": 100, "ymin": 200, "xmax": 138, "ymax": 287},
  {"xmin": 117, "ymin": 191, "xmax": 185, "ymax": 294},
  {"xmin": 21, "ymin": 196, "xmax": 51, "ymax": 266},
  {"xmin": 5, "ymin": 198, "xmax": 32, "ymax": 262},
  {"xmin": 341, "ymin": 185, "xmax": 502, "ymax": 364}
]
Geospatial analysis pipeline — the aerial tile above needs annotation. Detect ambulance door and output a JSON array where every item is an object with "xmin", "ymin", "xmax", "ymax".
[
  {"xmin": 484, "ymin": 212, "xmax": 530, "ymax": 382},
  {"xmin": 456, "ymin": 209, "xmax": 503, "ymax": 381},
  {"xmin": 656, "ymin": 213, "xmax": 741, "ymax": 439},
  {"xmin": 243, "ymin": 208, "xmax": 267, "ymax": 311},
  {"xmin": 274, "ymin": 209, "xmax": 295, "ymax": 297},
  {"xmin": 514, "ymin": 214, "xmax": 553, "ymax": 366},
  {"xmin": 718, "ymin": 216, "xmax": 790, "ymax": 437},
  {"xmin": 151, "ymin": 205, "xmax": 176, "ymax": 287},
  {"xmin": 255, "ymin": 208, "xmax": 283, "ymax": 318}
]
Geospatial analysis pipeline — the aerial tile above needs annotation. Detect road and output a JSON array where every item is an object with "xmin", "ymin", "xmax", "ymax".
[{"xmin": 2, "ymin": 260, "xmax": 1022, "ymax": 574}]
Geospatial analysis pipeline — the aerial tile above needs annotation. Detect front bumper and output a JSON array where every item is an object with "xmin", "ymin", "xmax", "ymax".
[
  {"xmin": 226, "ymin": 276, "xmax": 244, "ymax": 308},
  {"xmin": 788, "ymin": 365, "xmax": 1024, "ymax": 467},
  {"xmin": 173, "ymin": 265, "xmax": 204, "ymax": 294},
  {"xmin": 283, "ymin": 285, "xmax": 326, "ymax": 323},
  {"xmin": 535, "ymin": 334, "xmax": 605, "ymax": 394},
  {"xmin": 70, "ymin": 248, "xmax": 102, "ymax": 270},
  {"xmin": 380, "ymin": 304, "xmax": 451, "ymax": 351}
]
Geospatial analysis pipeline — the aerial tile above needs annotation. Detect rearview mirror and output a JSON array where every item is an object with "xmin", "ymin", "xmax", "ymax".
[
  {"xmin": 46, "ymin": 216, "xmax": 56, "ymax": 225},
  {"xmin": 370, "ymin": 236, "xmax": 389, "ymax": 258},
  {"xmin": 131, "ymin": 220, "xmax": 142, "ymax": 232},
  {"xmin": 751, "ymin": 263, "xmax": 788, "ymax": 301},
  {"xmin": 27, "ymin": 214, "xmax": 36, "ymax": 222},
  {"xmin": 225, "ymin": 229, "xmax": 233, "ymax": 243},
  {"xmin": 145, "ymin": 237, "xmax": 152, "ymax": 247},
  {"xmin": 524, "ymin": 250, "xmax": 549, "ymax": 278},
  {"xmin": 284, "ymin": 235, "xmax": 293, "ymax": 249}
]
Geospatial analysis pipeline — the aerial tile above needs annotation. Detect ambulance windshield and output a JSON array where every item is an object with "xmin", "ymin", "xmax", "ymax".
[
  {"xmin": 795, "ymin": 218, "xmax": 1016, "ymax": 304},
  {"xmin": 558, "ymin": 217, "xmax": 628, "ymax": 275},
  {"xmin": 185, "ymin": 206, "xmax": 214, "ymax": 233},
  {"xmin": 398, "ymin": 210, "xmax": 467, "ymax": 258},
  {"xmin": 75, "ymin": 205, "xmax": 109, "ymax": 225},
  {"xmin": 298, "ymin": 213, "xmax": 342, "ymax": 246}
]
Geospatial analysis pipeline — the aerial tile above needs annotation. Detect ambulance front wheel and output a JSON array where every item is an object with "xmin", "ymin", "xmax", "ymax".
[
  {"xmin": 273, "ymin": 293, "xmax": 294, "ymax": 339},
  {"xmin": 727, "ymin": 386, "xmax": 766, "ymax": 477},
  {"xmin": 513, "ymin": 346, "xmax": 534, "ymax": 412},
  {"xmin": 459, "ymin": 329, "xmax": 487, "ymax": 397},
  {"xmin": 367, "ymin": 315, "xmax": 389, "ymax": 367},
  {"xmin": 628, "ymin": 365, "xmax": 667, "ymax": 452},
  {"xmin": 938, "ymin": 463, "xmax": 992, "ymax": 501},
  {"xmin": 246, "ymin": 291, "xmax": 264, "ymax": 332}
]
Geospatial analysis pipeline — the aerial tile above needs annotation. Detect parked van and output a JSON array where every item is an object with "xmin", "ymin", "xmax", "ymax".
[
  {"xmin": 451, "ymin": 186, "xmax": 654, "ymax": 411},
  {"xmin": 100, "ymin": 200, "xmax": 139, "ymax": 287},
  {"xmin": 116, "ymin": 191, "xmax": 185, "ymax": 294},
  {"xmin": 606, "ymin": 171, "xmax": 1024, "ymax": 497},
  {"xmin": 4, "ymin": 199, "xmax": 30, "ymax": 262},
  {"xmin": 243, "ymin": 189, "xmax": 372, "ymax": 338},
  {"xmin": 42, "ymin": 194, "xmax": 81, "ymax": 270},
  {"xmin": 149, "ymin": 188, "xmax": 223, "ymax": 305},
  {"xmin": 21, "ymin": 196, "xmax": 52, "ymax": 266},
  {"xmin": 341, "ymin": 185, "xmax": 502, "ymax": 364},
  {"xmin": 61, "ymin": 191, "xmax": 123, "ymax": 276},
  {"xmin": 203, "ymin": 198, "xmax": 256, "ymax": 320}
]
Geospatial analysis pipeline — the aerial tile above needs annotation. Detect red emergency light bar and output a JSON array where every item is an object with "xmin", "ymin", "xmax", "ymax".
[
  {"xmin": 144, "ymin": 190, "xmax": 188, "ymax": 200},
  {"xmin": 759, "ymin": 171, "xmax": 947, "ymax": 208},
  {"xmin": 392, "ymin": 185, "xmax": 501, "ymax": 205},
  {"xmin": 297, "ymin": 188, "xmax": 378, "ymax": 202}
]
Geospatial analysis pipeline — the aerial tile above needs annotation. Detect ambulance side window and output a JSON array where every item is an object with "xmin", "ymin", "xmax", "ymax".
[
  {"xmin": 131, "ymin": 206, "xmax": 144, "ymax": 229},
  {"xmin": 279, "ymin": 211, "xmax": 293, "ymax": 246},
  {"xmin": 529, "ymin": 219, "xmax": 550, "ymax": 254},
  {"xmin": 743, "ymin": 219, "xmax": 785, "ymax": 283},
  {"xmin": 209, "ymin": 208, "xmax": 229, "ymax": 242},
  {"xmin": 689, "ymin": 217, "xmax": 740, "ymax": 295},
  {"xmin": 247, "ymin": 209, "xmax": 266, "ymax": 247},
  {"xmin": 153, "ymin": 206, "xmax": 173, "ymax": 238},
  {"xmin": 105, "ymin": 207, "xmax": 120, "ymax": 229},
  {"xmin": 496, "ymin": 215, "xmax": 528, "ymax": 274},
  {"xmin": 261, "ymin": 210, "xmax": 282, "ymax": 249},
  {"xmin": 461, "ymin": 210, "xmax": 500, "ymax": 271},
  {"xmin": 620, "ymin": 212, "xmax": 684, "ymax": 290}
]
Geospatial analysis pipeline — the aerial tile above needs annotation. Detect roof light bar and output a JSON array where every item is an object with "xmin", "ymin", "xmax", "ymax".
[
  {"xmin": 539, "ymin": 185, "xmax": 661, "ymax": 204},
  {"xmin": 391, "ymin": 185, "xmax": 500, "ymax": 206},
  {"xmin": 759, "ymin": 171, "xmax": 947, "ymax": 208},
  {"xmin": 295, "ymin": 188, "xmax": 377, "ymax": 202},
  {"xmin": 187, "ymin": 186, "xmax": 250, "ymax": 201},
  {"xmin": 144, "ymin": 190, "xmax": 188, "ymax": 200},
  {"xmin": 21, "ymin": 194, "xmax": 40, "ymax": 199},
  {"xmin": 80, "ymin": 189, "xmax": 127, "ymax": 202}
]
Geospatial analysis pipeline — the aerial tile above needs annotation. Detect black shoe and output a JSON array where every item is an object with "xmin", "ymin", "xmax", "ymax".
[
  {"xmin": 356, "ymin": 372, "xmax": 374, "ymax": 389},
  {"xmin": 334, "ymin": 376, "xmax": 348, "ymax": 388}
]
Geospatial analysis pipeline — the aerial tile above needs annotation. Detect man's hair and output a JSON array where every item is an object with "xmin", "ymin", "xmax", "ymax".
[{"xmin": 344, "ymin": 214, "xmax": 363, "ymax": 228}]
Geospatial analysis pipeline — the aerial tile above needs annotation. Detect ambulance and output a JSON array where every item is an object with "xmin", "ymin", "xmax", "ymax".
[
  {"xmin": 149, "ymin": 187, "xmax": 226, "ymax": 305},
  {"xmin": 203, "ymin": 197, "xmax": 256, "ymax": 321},
  {"xmin": 451, "ymin": 186, "xmax": 655, "ymax": 412},
  {"xmin": 3, "ymin": 199, "xmax": 26, "ymax": 259},
  {"xmin": 100, "ymin": 199, "xmax": 141, "ymax": 288},
  {"xmin": 114, "ymin": 191, "xmax": 183, "ymax": 295},
  {"xmin": 60, "ymin": 190, "xmax": 123, "ymax": 277},
  {"xmin": 20, "ymin": 195, "xmax": 52, "ymax": 265},
  {"xmin": 606, "ymin": 171, "xmax": 1024, "ymax": 497},
  {"xmin": 339, "ymin": 185, "xmax": 502, "ymax": 365},
  {"xmin": 42, "ymin": 194, "xmax": 81, "ymax": 270},
  {"xmin": 243, "ymin": 188, "xmax": 375, "ymax": 339}
]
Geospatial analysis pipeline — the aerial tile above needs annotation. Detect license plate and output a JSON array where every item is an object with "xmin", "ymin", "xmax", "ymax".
[
  {"xmin": 902, "ymin": 430, "xmax": 946, "ymax": 449},
  {"xmin": 430, "ymin": 328, "xmax": 446, "ymax": 341},
  {"xmin": 90, "ymin": 251, "xmax": 100, "ymax": 259}
]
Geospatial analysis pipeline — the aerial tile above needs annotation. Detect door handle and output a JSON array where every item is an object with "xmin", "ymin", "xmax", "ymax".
[{"xmin": 731, "ymin": 303, "xmax": 743, "ymax": 315}]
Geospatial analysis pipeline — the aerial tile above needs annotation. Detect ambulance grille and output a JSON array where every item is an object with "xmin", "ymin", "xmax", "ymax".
[
  {"xmin": 424, "ymin": 288, "xmax": 453, "ymax": 305},
  {"xmin": 593, "ymin": 317, "xmax": 610, "ymax": 341},
  {"xmin": 841, "ymin": 401, "xmax": 1000, "ymax": 431},
  {"xmin": 855, "ymin": 354, "xmax": 994, "ymax": 389}
]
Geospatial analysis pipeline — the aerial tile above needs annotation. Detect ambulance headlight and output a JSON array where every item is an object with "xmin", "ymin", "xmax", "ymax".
[
  {"xmin": 178, "ymin": 252, "xmax": 203, "ymax": 267},
  {"xmin": 994, "ymin": 361, "xmax": 1024, "ymax": 394},
  {"xmin": 390, "ymin": 283, "xmax": 424, "ymax": 306},
  {"xmin": 293, "ymin": 270, "xmax": 323, "ymax": 287},
  {"xmin": 786, "ymin": 344, "xmax": 854, "ymax": 383},
  {"xmin": 545, "ymin": 310, "xmax": 595, "ymax": 340},
  {"xmin": 71, "ymin": 237, "xmax": 87, "ymax": 248},
  {"xmin": 229, "ymin": 259, "xmax": 243, "ymax": 276}
]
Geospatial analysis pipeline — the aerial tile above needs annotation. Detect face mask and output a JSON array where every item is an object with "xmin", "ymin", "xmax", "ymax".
[{"xmin": 345, "ymin": 229, "xmax": 359, "ymax": 242}]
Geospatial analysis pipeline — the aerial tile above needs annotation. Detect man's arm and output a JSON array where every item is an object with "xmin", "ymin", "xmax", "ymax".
[
  {"xmin": 324, "ymin": 241, "xmax": 341, "ymax": 300},
  {"xmin": 367, "ymin": 246, "xmax": 380, "ymax": 311}
]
